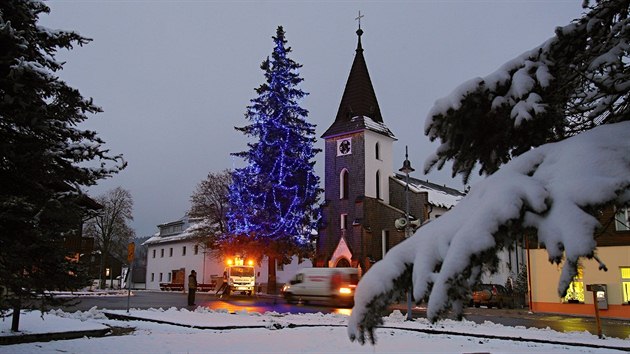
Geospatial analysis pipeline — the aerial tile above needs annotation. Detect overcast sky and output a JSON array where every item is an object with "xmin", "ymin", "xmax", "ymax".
[{"xmin": 40, "ymin": 1, "xmax": 585, "ymax": 237}]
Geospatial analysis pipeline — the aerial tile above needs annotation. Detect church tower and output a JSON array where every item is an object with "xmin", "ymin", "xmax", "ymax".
[{"xmin": 316, "ymin": 26, "xmax": 398, "ymax": 270}]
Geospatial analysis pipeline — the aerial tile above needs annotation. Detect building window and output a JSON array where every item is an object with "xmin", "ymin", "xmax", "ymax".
[
  {"xmin": 194, "ymin": 245, "xmax": 199, "ymax": 255},
  {"xmin": 375, "ymin": 142, "xmax": 380, "ymax": 160},
  {"xmin": 182, "ymin": 246, "xmax": 186, "ymax": 256},
  {"xmin": 159, "ymin": 273, "xmax": 163, "ymax": 282},
  {"xmin": 341, "ymin": 214, "xmax": 348, "ymax": 230},
  {"xmin": 376, "ymin": 170, "xmax": 381, "ymax": 199},
  {"xmin": 340, "ymin": 169, "xmax": 349, "ymax": 199},
  {"xmin": 167, "ymin": 273, "xmax": 171, "ymax": 282},
  {"xmin": 622, "ymin": 267, "xmax": 630, "ymax": 304},
  {"xmin": 615, "ymin": 207, "xmax": 629, "ymax": 231},
  {"xmin": 151, "ymin": 273, "xmax": 154, "ymax": 282},
  {"xmin": 169, "ymin": 248, "xmax": 173, "ymax": 257},
  {"xmin": 160, "ymin": 249, "xmax": 164, "ymax": 258},
  {"xmin": 152, "ymin": 249, "xmax": 156, "ymax": 258},
  {"xmin": 563, "ymin": 266, "xmax": 584, "ymax": 303}
]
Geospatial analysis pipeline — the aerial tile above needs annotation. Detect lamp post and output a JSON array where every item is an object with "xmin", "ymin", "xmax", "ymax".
[{"xmin": 399, "ymin": 145, "xmax": 415, "ymax": 321}]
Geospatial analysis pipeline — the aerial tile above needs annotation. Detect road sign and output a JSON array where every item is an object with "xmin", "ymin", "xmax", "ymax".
[{"xmin": 127, "ymin": 242, "xmax": 135, "ymax": 263}]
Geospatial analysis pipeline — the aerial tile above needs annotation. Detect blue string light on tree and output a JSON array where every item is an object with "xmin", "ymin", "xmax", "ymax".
[{"xmin": 228, "ymin": 26, "xmax": 321, "ymax": 256}]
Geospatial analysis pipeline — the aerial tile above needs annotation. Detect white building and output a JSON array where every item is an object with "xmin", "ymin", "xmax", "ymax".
[{"xmin": 144, "ymin": 216, "xmax": 311, "ymax": 291}]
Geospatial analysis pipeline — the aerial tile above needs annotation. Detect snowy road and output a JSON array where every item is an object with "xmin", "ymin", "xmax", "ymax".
[{"xmin": 50, "ymin": 290, "xmax": 630, "ymax": 339}]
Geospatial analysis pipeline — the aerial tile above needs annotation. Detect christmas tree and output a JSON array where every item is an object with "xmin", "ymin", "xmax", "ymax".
[{"xmin": 227, "ymin": 26, "xmax": 321, "ymax": 293}]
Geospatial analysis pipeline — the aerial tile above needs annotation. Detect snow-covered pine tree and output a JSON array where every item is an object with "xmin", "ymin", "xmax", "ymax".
[
  {"xmin": 424, "ymin": 0, "xmax": 630, "ymax": 184},
  {"xmin": 348, "ymin": 0, "xmax": 630, "ymax": 345},
  {"xmin": 227, "ymin": 26, "xmax": 321, "ymax": 294},
  {"xmin": 0, "ymin": 1, "xmax": 125, "ymax": 331}
]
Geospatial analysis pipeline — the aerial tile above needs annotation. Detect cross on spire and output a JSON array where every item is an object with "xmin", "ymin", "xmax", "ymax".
[{"xmin": 355, "ymin": 11, "xmax": 364, "ymax": 30}]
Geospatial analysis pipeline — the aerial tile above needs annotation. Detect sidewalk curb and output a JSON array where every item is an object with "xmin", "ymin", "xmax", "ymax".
[
  {"xmin": 103, "ymin": 312, "xmax": 630, "ymax": 352},
  {"xmin": 0, "ymin": 328, "xmax": 110, "ymax": 345}
]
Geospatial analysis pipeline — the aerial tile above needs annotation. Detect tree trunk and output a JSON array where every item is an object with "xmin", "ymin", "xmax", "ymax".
[
  {"xmin": 100, "ymin": 252, "xmax": 108, "ymax": 289},
  {"xmin": 267, "ymin": 256, "xmax": 277, "ymax": 295},
  {"xmin": 11, "ymin": 303, "xmax": 21, "ymax": 332}
]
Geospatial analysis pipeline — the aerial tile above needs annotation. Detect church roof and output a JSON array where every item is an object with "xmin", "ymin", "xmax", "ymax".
[
  {"xmin": 322, "ymin": 28, "xmax": 395, "ymax": 139},
  {"xmin": 393, "ymin": 173, "xmax": 465, "ymax": 209}
]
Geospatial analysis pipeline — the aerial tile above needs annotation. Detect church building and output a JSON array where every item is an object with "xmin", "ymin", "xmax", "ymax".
[{"xmin": 315, "ymin": 26, "xmax": 464, "ymax": 272}]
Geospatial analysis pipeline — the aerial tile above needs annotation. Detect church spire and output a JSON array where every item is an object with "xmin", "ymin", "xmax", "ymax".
[
  {"xmin": 321, "ymin": 19, "xmax": 394, "ymax": 139},
  {"xmin": 356, "ymin": 11, "xmax": 364, "ymax": 52}
]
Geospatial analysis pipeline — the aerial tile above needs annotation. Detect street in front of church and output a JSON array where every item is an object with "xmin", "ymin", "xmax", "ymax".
[{"xmin": 51, "ymin": 291, "xmax": 630, "ymax": 340}]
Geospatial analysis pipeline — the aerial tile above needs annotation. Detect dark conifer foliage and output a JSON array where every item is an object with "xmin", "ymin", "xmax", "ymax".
[{"xmin": 0, "ymin": 1, "xmax": 125, "ymax": 330}]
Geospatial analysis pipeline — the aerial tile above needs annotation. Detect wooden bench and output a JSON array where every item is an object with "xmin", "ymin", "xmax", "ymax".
[
  {"xmin": 159, "ymin": 282, "xmax": 184, "ymax": 291},
  {"xmin": 197, "ymin": 281, "xmax": 217, "ymax": 292}
]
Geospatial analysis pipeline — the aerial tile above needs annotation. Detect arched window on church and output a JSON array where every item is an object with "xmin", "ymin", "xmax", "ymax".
[
  {"xmin": 340, "ymin": 169, "xmax": 349, "ymax": 199},
  {"xmin": 375, "ymin": 142, "xmax": 380, "ymax": 160},
  {"xmin": 376, "ymin": 170, "xmax": 381, "ymax": 199}
]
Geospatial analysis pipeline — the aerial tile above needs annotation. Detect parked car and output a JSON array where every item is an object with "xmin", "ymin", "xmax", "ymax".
[{"xmin": 471, "ymin": 284, "xmax": 515, "ymax": 309}]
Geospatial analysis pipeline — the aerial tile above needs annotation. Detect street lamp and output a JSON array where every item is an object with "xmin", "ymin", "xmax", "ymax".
[{"xmin": 399, "ymin": 145, "xmax": 415, "ymax": 321}]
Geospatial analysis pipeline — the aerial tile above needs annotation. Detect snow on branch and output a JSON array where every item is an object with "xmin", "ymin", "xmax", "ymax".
[
  {"xmin": 348, "ymin": 121, "xmax": 630, "ymax": 345},
  {"xmin": 424, "ymin": 0, "xmax": 630, "ymax": 184}
]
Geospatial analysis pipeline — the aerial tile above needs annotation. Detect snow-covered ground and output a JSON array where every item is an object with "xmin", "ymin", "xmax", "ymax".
[{"xmin": 1, "ymin": 307, "xmax": 628, "ymax": 353}]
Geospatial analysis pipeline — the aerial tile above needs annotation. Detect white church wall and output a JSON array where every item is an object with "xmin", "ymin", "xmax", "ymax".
[{"xmin": 364, "ymin": 130, "xmax": 395, "ymax": 203}]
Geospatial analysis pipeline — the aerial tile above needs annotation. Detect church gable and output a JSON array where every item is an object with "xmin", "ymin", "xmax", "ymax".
[{"xmin": 328, "ymin": 236, "xmax": 353, "ymax": 267}]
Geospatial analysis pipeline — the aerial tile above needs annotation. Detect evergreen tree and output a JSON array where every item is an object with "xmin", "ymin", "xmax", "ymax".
[
  {"xmin": 424, "ymin": 0, "xmax": 630, "ymax": 184},
  {"xmin": 0, "ymin": 1, "xmax": 125, "ymax": 331},
  {"xmin": 227, "ymin": 26, "xmax": 321, "ymax": 294}
]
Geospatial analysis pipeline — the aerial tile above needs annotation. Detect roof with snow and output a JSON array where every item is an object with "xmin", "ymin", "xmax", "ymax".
[
  {"xmin": 143, "ymin": 216, "xmax": 206, "ymax": 246},
  {"xmin": 393, "ymin": 173, "xmax": 465, "ymax": 209},
  {"xmin": 322, "ymin": 28, "xmax": 395, "ymax": 139}
]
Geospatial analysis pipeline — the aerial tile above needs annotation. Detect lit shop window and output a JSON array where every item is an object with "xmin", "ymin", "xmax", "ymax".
[
  {"xmin": 564, "ymin": 267, "xmax": 584, "ymax": 303},
  {"xmin": 621, "ymin": 267, "xmax": 630, "ymax": 304}
]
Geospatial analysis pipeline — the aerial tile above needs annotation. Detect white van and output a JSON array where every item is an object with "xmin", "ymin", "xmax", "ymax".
[{"xmin": 281, "ymin": 267, "xmax": 359, "ymax": 307}]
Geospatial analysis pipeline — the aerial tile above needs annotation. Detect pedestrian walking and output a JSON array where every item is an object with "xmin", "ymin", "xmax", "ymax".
[
  {"xmin": 188, "ymin": 270, "xmax": 197, "ymax": 306},
  {"xmin": 217, "ymin": 270, "xmax": 229, "ymax": 298}
]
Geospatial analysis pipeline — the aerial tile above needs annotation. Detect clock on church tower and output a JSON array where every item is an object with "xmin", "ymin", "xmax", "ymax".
[{"xmin": 337, "ymin": 138, "xmax": 352, "ymax": 156}]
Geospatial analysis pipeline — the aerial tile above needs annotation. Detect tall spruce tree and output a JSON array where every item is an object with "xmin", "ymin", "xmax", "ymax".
[
  {"xmin": 0, "ymin": 1, "xmax": 125, "ymax": 331},
  {"xmin": 228, "ymin": 26, "xmax": 321, "ymax": 294}
]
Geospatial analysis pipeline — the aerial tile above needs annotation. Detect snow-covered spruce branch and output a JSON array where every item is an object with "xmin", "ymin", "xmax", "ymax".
[
  {"xmin": 424, "ymin": 0, "xmax": 630, "ymax": 184},
  {"xmin": 348, "ymin": 121, "xmax": 630, "ymax": 345}
]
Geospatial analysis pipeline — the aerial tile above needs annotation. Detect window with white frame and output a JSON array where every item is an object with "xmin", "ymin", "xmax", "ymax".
[
  {"xmin": 194, "ymin": 245, "xmax": 199, "ymax": 255},
  {"xmin": 160, "ymin": 249, "xmax": 164, "ymax": 258},
  {"xmin": 375, "ymin": 170, "xmax": 381, "ymax": 199},
  {"xmin": 159, "ymin": 273, "xmax": 163, "ymax": 282},
  {"xmin": 341, "ymin": 214, "xmax": 348, "ymax": 230},
  {"xmin": 169, "ymin": 248, "xmax": 173, "ymax": 257},
  {"xmin": 615, "ymin": 207, "xmax": 629, "ymax": 231},
  {"xmin": 152, "ymin": 249, "xmax": 156, "ymax": 258},
  {"xmin": 167, "ymin": 273, "xmax": 171, "ymax": 282},
  {"xmin": 340, "ymin": 169, "xmax": 349, "ymax": 199}
]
